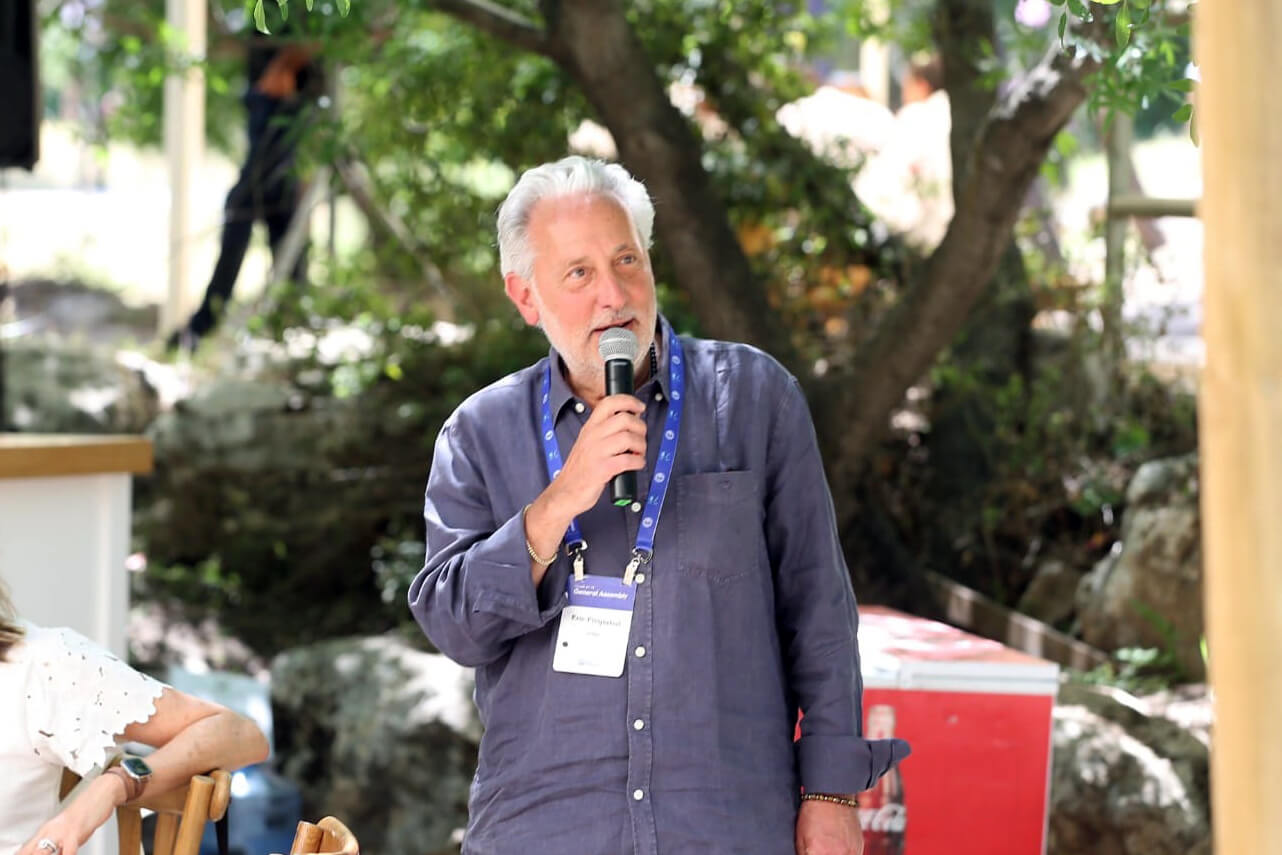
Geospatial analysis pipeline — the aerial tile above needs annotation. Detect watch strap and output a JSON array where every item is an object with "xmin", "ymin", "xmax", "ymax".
[{"xmin": 104, "ymin": 765, "xmax": 146, "ymax": 803}]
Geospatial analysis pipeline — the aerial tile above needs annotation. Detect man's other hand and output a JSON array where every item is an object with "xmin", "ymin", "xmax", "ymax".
[{"xmin": 795, "ymin": 799, "xmax": 864, "ymax": 855}]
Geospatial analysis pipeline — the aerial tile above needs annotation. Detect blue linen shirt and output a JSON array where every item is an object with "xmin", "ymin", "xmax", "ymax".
[{"xmin": 409, "ymin": 317, "xmax": 909, "ymax": 855}]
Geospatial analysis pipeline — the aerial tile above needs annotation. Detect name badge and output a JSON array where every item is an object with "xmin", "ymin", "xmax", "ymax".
[{"xmin": 552, "ymin": 574, "xmax": 636, "ymax": 678}]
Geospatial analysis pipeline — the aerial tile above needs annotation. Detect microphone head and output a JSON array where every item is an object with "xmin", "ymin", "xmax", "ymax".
[{"xmin": 598, "ymin": 326, "xmax": 639, "ymax": 364}]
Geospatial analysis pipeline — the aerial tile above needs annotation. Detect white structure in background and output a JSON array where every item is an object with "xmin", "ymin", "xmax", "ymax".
[{"xmin": 1, "ymin": 435, "xmax": 151, "ymax": 652}]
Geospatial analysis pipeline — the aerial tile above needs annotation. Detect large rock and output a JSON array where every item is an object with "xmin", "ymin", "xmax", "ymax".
[
  {"xmin": 2, "ymin": 338, "xmax": 161, "ymax": 433},
  {"xmin": 7, "ymin": 277, "xmax": 159, "ymax": 345},
  {"xmin": 1076, "ymin": 455, "xmax": 1203, "ymax": 679},
  {"xmin": 1049, "ymin": 682, "xmax": 1210, "ymax": 855},
  {"xmin": 271, "ymin": 635, "xmax": 479, "ymax": 855},
  {"xmin": 1017, "ymin": 559, "xmax": 1084, "ymax": 628}
]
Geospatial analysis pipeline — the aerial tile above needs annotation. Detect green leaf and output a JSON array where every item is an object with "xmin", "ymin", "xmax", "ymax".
[
  {"xmin": 1067, "ymin": 0, "xmax": 1090, "ymax": 18},
  {"xmin": 253, "ymin": 0, "xmax": 268, "ymax": 33},
  {"xmin": 1114, "ymin": 4, "xmax": 1131, "ymax": 48},
  {"xmin": 337, "ymin": 0, "xmax": 351, "ymax": 15},
  {"xmin": 1048, "ymin": 0, "xmax": 1066, "ymax": 6},
  {"xmin": 1171, "ymin": 78, "xmax": 1194, "ymax": 92},
  {"xmin": 1173, "ymin": 103, "xmax": 1193, "ymax": 123},
  {"xmin": 277, "ymin": 0, "xmax": 288, "ymax": 22},
  {"xmin": 1058, "ymin": 12, "xmax": 1067, "ymax": 44},
  {"xmin": 305, "ymin": 0, "xmax": 312, "ymax": 9}
]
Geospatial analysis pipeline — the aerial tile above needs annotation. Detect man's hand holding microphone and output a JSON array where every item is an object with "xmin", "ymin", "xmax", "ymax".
[{"xmin": 524, "ymin": 328, "xmax": 644, "ymax": 582}]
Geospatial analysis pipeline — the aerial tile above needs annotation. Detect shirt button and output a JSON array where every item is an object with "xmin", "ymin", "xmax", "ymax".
[
  {"xmin": 634, "ymin": 572, "xmax": 646, "ymax": 584},
  {"xmin": 633, "ymin": 719, "xmax": 645, "ymax": 731},
  {"xmin": 630, "ymin": 501, "xmax": 642, "ymax": 513},
  {"xmin": 655, "ymin": 391, "xmax": 664, "ymax": 402},
  {"xmin": 635, "ymin": 646, "xmax": 646, "ymax": 658},
  {"xmin": 574, "ymin": 401, "xmax": 586, "ymax": 413},
  {"xmin": 633, "ymin": 789, "xmax": 645, "ymax": 801}
]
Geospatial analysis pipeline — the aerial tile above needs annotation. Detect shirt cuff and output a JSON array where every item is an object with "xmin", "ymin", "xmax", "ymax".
[
  {"xmin": 467, "ymin": 509, "xmax": 570, "ymax": 628},
  {"xmin": 797, "ymin": 735, "xmax": 912, "ymax": 794}
]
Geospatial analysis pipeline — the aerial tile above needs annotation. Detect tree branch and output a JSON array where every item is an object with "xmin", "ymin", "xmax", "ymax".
[
  {"xmin": 334, "ymin": 155, "xmax": 462, "ymax": 306},
  {"xmin": 429, "ymin": 0, "xmax": 558, "ymax": 58}
]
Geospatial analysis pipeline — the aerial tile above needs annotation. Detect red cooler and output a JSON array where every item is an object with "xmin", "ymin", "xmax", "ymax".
[{"xmin": 856, "ymin": 606, "xmax": 1060, "ymax": 855}]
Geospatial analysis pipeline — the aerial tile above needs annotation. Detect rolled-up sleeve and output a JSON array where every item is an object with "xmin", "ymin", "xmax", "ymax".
[
  {"xmin": 765, "ymin": 377, "xmax": 910, "ymax": 793},
  {"xmin": 408, "ymin": 418, "xmax": 569, "ymax": 667}
]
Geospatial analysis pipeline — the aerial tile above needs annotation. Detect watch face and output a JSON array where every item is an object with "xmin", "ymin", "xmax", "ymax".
[{"xmin": 120, "ymin": 756, "xmax": 153, "ymax": 779}]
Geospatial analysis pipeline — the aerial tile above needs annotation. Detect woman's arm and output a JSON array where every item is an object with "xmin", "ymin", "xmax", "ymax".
[{"xmin": 18, "ymin": 688, "xmax": 269, "ymax": 855}]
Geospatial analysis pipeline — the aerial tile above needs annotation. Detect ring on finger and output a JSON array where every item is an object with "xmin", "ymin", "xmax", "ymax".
[{"xmin": 37, "ymin": 839, "xmax": 60, "ymax": 855}]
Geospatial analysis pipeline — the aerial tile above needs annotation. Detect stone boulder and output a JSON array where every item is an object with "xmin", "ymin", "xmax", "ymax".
[
  {"xmin": 1049, "ymin": 682, "xmax": 1210, "ymax": 855},
  {"xmin": 2, "ymin": 338, "xmax": 161, "ymax": 433},
  {"xmin": 7, "ymin": 277, "xmax": 159, "ymax": 345},
  {"xmin": 271, "ymin": 635, "xmax": 479, "ymax": 855},
  {"xmin": 1017, "ymin": 559, "xmax": 1084, "ymax": 628},
  {"xmin": 1076, "ymin": 455, "xmax": 1203, "ymax": 679}
]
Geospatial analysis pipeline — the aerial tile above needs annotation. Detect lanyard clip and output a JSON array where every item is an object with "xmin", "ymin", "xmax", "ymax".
[
  {"xmin": 567, "ymin": 541, "xmax": 588, "ymax": 581},
  {"xmin": 622, "ymin": 548, "xmax": 651, "ymax": 586}
]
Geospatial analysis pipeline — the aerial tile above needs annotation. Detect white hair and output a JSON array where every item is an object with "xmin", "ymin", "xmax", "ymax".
[{"xmin": 496, "ymin": 155, "xmax": 655, "ymax": 280}]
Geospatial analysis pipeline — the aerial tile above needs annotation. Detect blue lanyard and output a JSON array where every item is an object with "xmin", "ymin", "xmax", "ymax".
[{"xmin": 539, "ymin": 326, "xmax": 685, "ymax": 583}]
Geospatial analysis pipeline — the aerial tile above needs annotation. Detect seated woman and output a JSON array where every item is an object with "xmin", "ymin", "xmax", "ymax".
[{"xmin": 0, "ymin": 582, "xmax": 270, "ymax": 855}]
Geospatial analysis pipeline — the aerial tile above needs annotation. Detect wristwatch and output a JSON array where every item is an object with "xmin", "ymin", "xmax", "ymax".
[{"xmin": 106, "ymin": 755, "xmax": 153, "ymax": 802}]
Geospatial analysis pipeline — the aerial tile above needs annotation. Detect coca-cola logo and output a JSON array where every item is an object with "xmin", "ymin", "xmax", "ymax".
[{"xmin": 859, "ymin": 804, "xmax": 907, "ymax": 834}]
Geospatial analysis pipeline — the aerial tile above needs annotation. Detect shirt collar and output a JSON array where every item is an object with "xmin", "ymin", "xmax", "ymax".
[{"xmin": 546, "ymin": 314, "xmax": 672, "ymax": 418}]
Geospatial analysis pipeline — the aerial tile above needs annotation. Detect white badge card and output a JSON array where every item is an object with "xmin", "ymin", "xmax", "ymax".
[{"xmin": 552, "ymin": 574, "xmax": 636, "ymax": 678}]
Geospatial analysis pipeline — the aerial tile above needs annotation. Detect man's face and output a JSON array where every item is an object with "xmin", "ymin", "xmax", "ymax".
[{"xmin": 504, "ymin": 193, "xmax": 658, "ymax": 392}]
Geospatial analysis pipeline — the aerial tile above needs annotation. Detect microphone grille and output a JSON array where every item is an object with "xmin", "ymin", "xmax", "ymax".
[{"xmin": 598, "ymin": 326, "xmax": 639, "ymax": 363}]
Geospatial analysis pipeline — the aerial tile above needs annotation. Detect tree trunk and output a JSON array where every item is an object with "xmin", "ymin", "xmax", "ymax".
[{"xmin": 542, "ymin": 0, "xmax": 799, "ymax": 366}]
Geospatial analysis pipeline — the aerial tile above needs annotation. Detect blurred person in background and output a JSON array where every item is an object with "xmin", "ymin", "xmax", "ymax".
[
  {"xmin": 167, "ymin": 19, "xmax": 322, "ymax": 351},
  {"xmin": 853, "ymin": 56, "xmax": 954, "ymax": 253}
]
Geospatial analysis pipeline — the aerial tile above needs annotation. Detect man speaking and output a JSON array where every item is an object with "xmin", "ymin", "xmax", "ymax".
[{"xmin": 408, "ymin": 156, "xmax": 908, "ymax": 855}]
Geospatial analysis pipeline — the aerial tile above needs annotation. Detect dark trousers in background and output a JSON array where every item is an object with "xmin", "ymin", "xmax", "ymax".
[{"xmin": 184, "ymin": 92, "xmax": 309, "ymax": 340}]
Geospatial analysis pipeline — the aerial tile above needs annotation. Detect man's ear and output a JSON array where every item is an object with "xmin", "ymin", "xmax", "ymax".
[{"xmin": 504, "ymin": 272, "xmax": 541, "ymax": 326}]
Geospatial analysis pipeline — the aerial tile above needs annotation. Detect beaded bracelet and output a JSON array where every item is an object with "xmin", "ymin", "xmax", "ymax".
[
  {"xmin": 801, "ymin": 793, "xmax": 860, "ymax": 809},
  {"xmin": 522, "ymin": 504, "xmax": 557, "ymax": 566}
]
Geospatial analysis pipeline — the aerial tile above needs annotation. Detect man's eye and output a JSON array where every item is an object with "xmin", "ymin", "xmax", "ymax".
[
  {"xmin": 569, "ymin": 267, "xmax": 587, "ymax": 279},
  {"xmin": 618, "ymin": 254, "xmax": 637, "ymax": 265}
]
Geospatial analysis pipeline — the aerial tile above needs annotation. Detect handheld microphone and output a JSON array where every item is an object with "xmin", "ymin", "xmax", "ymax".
[{"xmin": 598, "ymin": 326, "xmax": 640, "ymax": 507}]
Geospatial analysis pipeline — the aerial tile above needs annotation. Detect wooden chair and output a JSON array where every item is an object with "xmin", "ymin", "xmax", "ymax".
[
  {"xmin": 288, "ymin": 816, "xmax": 359, "ymax": 855},
  {"xmin": 59, "ymin": 766, "xmax": 232, "ymax": 855}
]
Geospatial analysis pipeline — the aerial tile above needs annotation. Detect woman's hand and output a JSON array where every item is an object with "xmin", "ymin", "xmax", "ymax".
[{"xmin": 18, "ymin": 774, "xmax": 127, "ymax": 855}]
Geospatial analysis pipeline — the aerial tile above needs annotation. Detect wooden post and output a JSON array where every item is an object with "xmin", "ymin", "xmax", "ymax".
[
  {"xmin": 1101, "ymin": 112, "xmax": 1133, "ymax": 369},
  {"xmin": 1198, "ymin": 1, "xmax": 1282, "ymax": 853},
  {"xmin": 161, "ymin": 0, "xmax": 206, "ymax": 336},
  {"xmin": 859, "ymin": 0, "xmax": 892, "ymax": 106}
]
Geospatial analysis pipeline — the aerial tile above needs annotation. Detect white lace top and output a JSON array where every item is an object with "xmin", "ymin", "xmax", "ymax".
[{"xmin": 0, "ymin": 622, "xmax": 167, "ymax": 855}]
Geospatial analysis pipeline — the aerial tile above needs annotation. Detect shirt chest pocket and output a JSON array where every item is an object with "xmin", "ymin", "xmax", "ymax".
[{"xmin": 674, "ymin": 470, "xmax": 765, "ymax": 582}]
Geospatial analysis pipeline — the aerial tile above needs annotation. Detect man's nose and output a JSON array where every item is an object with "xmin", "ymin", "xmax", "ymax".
[{"xmin": 597, "ymin": 270, "xmax": 628, "ymax": 309}]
